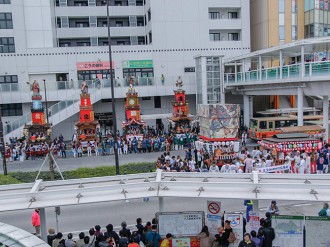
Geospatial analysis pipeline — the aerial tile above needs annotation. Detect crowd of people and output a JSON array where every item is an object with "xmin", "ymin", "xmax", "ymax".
[{"xmin": 33, "ymin": 203, "xmax": 279, "ymax": 247}]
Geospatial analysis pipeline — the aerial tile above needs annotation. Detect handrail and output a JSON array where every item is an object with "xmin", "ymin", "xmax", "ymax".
[{"xmin": 224, "ymin": 61, "xmax": 330, "ymax": 84}]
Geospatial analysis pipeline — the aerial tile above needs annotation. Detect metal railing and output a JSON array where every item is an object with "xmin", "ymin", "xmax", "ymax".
[{"xmin": 225, "ymin": 61, "xmax": 330, "ymax": 84}]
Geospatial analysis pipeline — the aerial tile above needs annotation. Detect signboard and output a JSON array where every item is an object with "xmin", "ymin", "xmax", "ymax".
[
  {"xmin": 94, "ymin": 112, "xmax": 112, "ymax": 120},
  {"xmin": 156, "ymin": 211, "xmax": 204, "ymax": 237},
  {"xmin": 172, "ymin": 238, "xmax": 190, "ymax": 247},
  {"xmin": 257, "ymin": 164, "xmax": 290, "ymax": 173},
  {"xmin": 248, "ymin": 212, "xmax": 260, "ymax": 233},
  {"xmin": 184, "ymin": 67, "xmax": 195, "ymax": 73},
  {"xmin": 272, "ymin": 215, "xmax": 304, "ymax": 247},
  {"xmin": 224, "ymin": 213, "xmax": 243, "ymax": 246},
  {"xmin": 76, "ymin": 61, "xmax": 114, "ymax": 71},
  {"xmin": 305, "ymin": 216, "xmax": 330, "ymax": 246},
  {"xmin": 123, "ymin": 60, "xmax": 153, "ymax": 69},
  {"xmin": 206, "ymin": 201, "xmax": 222, "ymax": 239}
]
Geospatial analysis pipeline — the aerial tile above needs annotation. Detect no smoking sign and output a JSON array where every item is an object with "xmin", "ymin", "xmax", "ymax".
[{"xmin": 207, "ymin": 201, "xmax": 221, "ymax": 216}]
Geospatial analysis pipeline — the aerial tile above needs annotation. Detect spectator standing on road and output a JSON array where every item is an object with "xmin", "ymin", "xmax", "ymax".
[
  {"xmin": 119, "ymin": 221, "xmax": 131, "ymax": 238},
  {"xmin": 65, "ymin": 233, "xmax": 77, "ymax": 247},
  {"xmin": 31, "ymin": 208, "xmax": 40, "ymax": 236},
  {"xmin": 241, "ymin": 131, "xmax": 247, "ymax": 147},
  {"xmin": 238, "ymin": 233, "xmax": 256, "ymax": 247},
  {"xmin": 47, "ymin": 228, "xmax": 56, "ymax": 246},
  {"xmin": 258, "ymin": 218, "xmax": 275, "ymax": 247},
  {"xmin": 250, "ymin": 231, "xmax": 261, "ymax": 247},
  {"xmin": 317, "ymin": 154, "xmax": 324, "ymax": 174},
  {"xmin": 219, "ymin": 220, "xmax": 233, "ymax": 247},
  {"xmin": 87, "ymin": 141, "xmax": 92, "ymax": 157},
  {"xmin": 146, "ymin": 225, "xmax": 161, "ymax": 247},
  {"xmin": 76, "ymin": 232, "xmax": 85, "ymax": 247},
  {"xmin": 103, "ymin": 224, "xmax": 120, "ymax": 246},
  {"xmin": 198, "ymin": 225, "xmax": 211, "ymax": 247}
]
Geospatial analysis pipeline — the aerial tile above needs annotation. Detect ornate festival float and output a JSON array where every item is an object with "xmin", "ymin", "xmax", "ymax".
[
  {"xmin": 121, "ymin": 84, "xmax": 146, "ymax": 140},
  {"xmin": 167, "ymin": 76, "xmax": 193, "ymax": 135},
  {"xmin": 23, "ymin": 80, "xmax": 51, "ymax": 157},
  {"xmin": 195, "ymin": 104, "xmax": 241, "ymax": 163},
  {"xmin": 74, "ymin": 81, "xmax": 99, "ymax": 144}
]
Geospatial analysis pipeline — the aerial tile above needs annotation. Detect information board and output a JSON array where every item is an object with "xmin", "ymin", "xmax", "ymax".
[
  {"xmin": 156, "ymin": 211, "xmax": 204, "ymax": 237},
  {"xmin": 224, "ymin": 213, "xmax": 243, "ymax": 246},
  {"xmin": 305, "ymin": 216, "xmax": 330, "ymax": 247},
  {"xmin": 271, "ymin": 215, "xmax": 304, "ymax": 247}
]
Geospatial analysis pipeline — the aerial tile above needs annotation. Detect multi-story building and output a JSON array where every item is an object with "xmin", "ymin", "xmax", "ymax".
[
  {"xmin": 304, "ymin": 0, "xmax": 330, "ymax": 38},
  {"xmin": 0, "ymin": 0, "xmax": 250, "ymax": 140}
]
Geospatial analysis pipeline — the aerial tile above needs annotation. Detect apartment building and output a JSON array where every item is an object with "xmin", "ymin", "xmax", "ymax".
[{"xmin": 0, "ymin": 0, "xmax": 250, "ymax": 140}]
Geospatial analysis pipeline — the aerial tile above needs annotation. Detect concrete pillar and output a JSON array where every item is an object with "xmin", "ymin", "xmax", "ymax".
[
  {"xmin": 234, "ymin": 62, "xmax": 237, "ymax": 82},
  {"xmin": 243, "ymin": 59, "xmax": 246, "ymax": 82},
  {"xmin": 243, "ymin": 95, "xmax": 250, "ymax": 127},
  {"xmin": 279, "ymin": 50, "xmax": 283, "ymax": 79},
  {"xmin": 323, "ymin": 96, "xmax": 329, "ymax": 141},
  {"xmin": 253, "ymin": 200, "xmax": 259, "ymax": 215},
  {"xmin": 249, "ymin": 96, "xmax": 253, "ymax": 121},
  {"xmin": 201, "ymin": 57, "xmax": 208, "ymax": 104},
  {"xmin": 39, "ymin": 208, "xmax": 47, "ymax": 243},
  {"xmin": 159, "ymin": 197, "xmax": 164, "ymax": 212},
  {"xmin": 220, "ymin": 57, "xmax": 225, "ymax": 104},
  {"xmin": 259, "ymin": 56, "xmax": 262, "ymax": 80},
  {"xmin": 301, "ymin": 46, "xmax": 305, "ymax": 77},
  {"xmin": 297, "ymin": 87, "xmax": 304, "ymax": 126}
]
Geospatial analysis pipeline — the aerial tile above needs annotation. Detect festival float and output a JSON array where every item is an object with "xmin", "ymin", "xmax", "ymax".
[
  {"xmin": 121, "ymin": 84, "xmax": 146, "ymax": 140},
  {"xmin": 23, "ymin": 80, "xmax": 51, "ymax": 157},
  {"xmin": 195, "ymin": 104, "xmax": 241, "ymax": 163},
  {"xmin": 167, "ymin": 76, "xmax": 193, "ymax": 134},
  {"xmin": 74, "ymin": 81, "xmax": 99, "ymax": 142}
]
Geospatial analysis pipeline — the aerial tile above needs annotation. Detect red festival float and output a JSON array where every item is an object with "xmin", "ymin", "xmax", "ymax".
[
  {"xmin": 74, "ymin": 81, "xmax": 99, "ymax": 143},
  {"xmin": 167, "ymin": 76, "xmax": 192, "ymax": 134},
  {"xmin": 22, "ymin": 80, "xmax": 51, "ymax": 158},
  {"xmin": 121, "ymin": 84, "xmax": 146, "ymax": 139}
]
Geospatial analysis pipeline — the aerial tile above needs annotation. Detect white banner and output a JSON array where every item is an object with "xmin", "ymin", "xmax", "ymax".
[{"xmin": 258, "ymin": 164, "xmax": 290, "ymax": 173}]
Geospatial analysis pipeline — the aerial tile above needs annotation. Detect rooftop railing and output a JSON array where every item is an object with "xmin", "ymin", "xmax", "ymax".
[{"xmin": 225, "ymin": 60, "xmax": 330, "ymax": 84}]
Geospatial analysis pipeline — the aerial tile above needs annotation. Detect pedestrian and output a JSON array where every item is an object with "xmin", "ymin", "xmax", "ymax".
[
  {"xmin": 161, "ymin": 74, "xmax": 165, "ymax": 85},
  {"xmin": 299, "ymin": 155, "xmax": 305, "ymax": 174},
  {"xmin": 318, "ymin": 202, "xmax": 329, "ymax": 216},
  {"xmin": 47, "ymin": 228, "xmax": 57, "ymax": 246},
  {"xmin": 94, "ymin": 140, "xmax": 99, "ymax": 156},
  {"xmin": 60, "ymin": 142, "xmax": 66, "ymax": 158},
  {"xmin": 258, "ymin": 218, "xmax": 275, "ymax": 247},
  {"xmin": 87, "ymin": 141, "xmax": 92, "ymax": 157},
  {"xmin": 52, "ymin": 232, "xmax": 64, "ymax": 247},
  {"xmin": 250, "ymin": 230, "xmax": 261, "ymax": 247},
  {"xmin": 65, "ymin": 233, "xmax": 77, "ymax": 247},
  {"xmin": 266, "ymin": 200, "xmax": 280, "ymax": 216},
  {"xmin": 238, "ymin": 233, "xmax": 256, "ymax": 247},
  {"xmin": 219, "ymin": 220, "xmax": 234, "ymax": 247},
  {"xmin": 76, "ymin": 232, "xmax": 85, "ymax": 247},
  {"xmin": 241, "ymin": 131, "xmax": 247, "ymax": 147},
  {"xmin": 316, "ymin": 154, "xmax": 324, "ymax": 174},
  {"xmin": 198, "ymin": 226, "xmax": 211, "ymax": 247},
  {"xmin": 77, "ymin": 144, "xmax": 83, "ymax": 157},
  {"xmin": 31, "ymin": 208, "xmax": 41, "ymax": 236},
  {"xmin": 146, "ymin": 225, "xmax": 161, "ymax": 247}
]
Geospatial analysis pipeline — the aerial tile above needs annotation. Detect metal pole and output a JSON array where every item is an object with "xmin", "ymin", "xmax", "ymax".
[
  {"xmin": 0, "ymin": 108, "xmax": 7, "ymax": 175},
  {"xmin": 43, "ymin": 79, "xmax": 49, "ymax": 124},
  {"xmin": 107, "ymin": 0, "xmax": 120, "ymax": 175}
]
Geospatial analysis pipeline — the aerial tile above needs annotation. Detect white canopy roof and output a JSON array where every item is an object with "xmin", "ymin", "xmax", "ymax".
[{"xmin": 0, "ymin": 172, "xmax": 329, "ymax": 212}]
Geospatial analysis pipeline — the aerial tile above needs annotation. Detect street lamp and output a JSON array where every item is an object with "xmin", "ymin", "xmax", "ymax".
[
  {"xmin": 0, "ymin": 108, "xmax": 7, "ymax": 175},
  {"xmin": 107, "ymin": 0, "xmax": 120, "ymax": 175},
  {"xmin": 43, "ymin": 79, "xmax": 49, "ymax": 124}
]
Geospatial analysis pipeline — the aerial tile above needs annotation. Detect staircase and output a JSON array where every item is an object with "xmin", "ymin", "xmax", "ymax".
[{"xmin": 4, "ymin": 82, "xmax": 102, "ymax": 141}]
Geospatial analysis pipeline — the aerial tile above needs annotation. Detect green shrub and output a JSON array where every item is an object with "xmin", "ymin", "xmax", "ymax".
[
  {"xmin": 8, "ymin": 162, "xmax": 156, "ymax": 183},
  {"xmin": 0, "ymin": 174, "xmax": 22, "ymax": 185}
]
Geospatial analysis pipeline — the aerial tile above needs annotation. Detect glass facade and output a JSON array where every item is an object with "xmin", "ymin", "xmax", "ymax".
[
  {"xmin": 279, "ymin": 0, "xmax": 285, "ymax": 43},
  {"xmin": 206, "ymin": 57, "xmax": 221, "ymax": 104},
  {"xmin": 305, "ymin": 0, "xmax": 330, "ymax": 38}
]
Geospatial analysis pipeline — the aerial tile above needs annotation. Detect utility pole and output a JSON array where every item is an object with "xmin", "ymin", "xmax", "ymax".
[{"xmin": 0, "ymin": 108, "xmax": 7, "ymax": 175}]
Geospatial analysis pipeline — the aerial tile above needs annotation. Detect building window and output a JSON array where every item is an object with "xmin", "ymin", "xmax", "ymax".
[
  {"xmin": 154, "ymin": 96, "xmax": 161, "ymax": 108},
  {"xmin": 90, "ymin": 37, "xmax": 98, "ymax": 46},
  {"xmin": 209, "ymin": 12, "xmax": 220, "ymax": 19},
  {"xmin": 228, "ymin": 12, "xmax": 238, "ymax": 19},
  {"xmin": 89, "ymin": 16, "xmax": 97, "ymax": 27},
  {"xmin": 115, "ymin": 21, "xmax": 123, "ymax": 27},
  {"xmin": 0, "ymin": 37, "xmax": 15, "ymax": 53},
  {"xmin": 114, "ymin": 1, "xmax": 122, "ymax": 6},
  {"xmin": 77, "ymin": 41, "xmax": 90, "ymax": 46},
  {"xmin": 1, "ymin": 103, "xmax": 23, "ymax": 117},
  {"xmin": 142, "ymin": 97, "xmax": 151, "ymax": 100},
  {"xmin": 0, "ymin": 0, "xmax": 11, "ymax": 3},
  {"xmin": 228, "ymin": 33, "xmax": 239, "ymax": 41},
  {"xmin": 0, "ymin": 75, "xmax": 18, "ymax": 84},
  {"xmin": 279, "ymin": 26, "xmax": 285, "ymax": 40},
  {"xmin": 147, "ymin": 9, "xmax": 151, "ymax": 22},
  {"xmin": 279, "ymin": 0, "xmax": 285, "ymax": 13},
  {"xmin": 0, "ymin": 13, "xmax": 13, "ymax": 29},
  {"xmin": 209, "ymin": 33, "xmax": 221, "ymax": 41}
]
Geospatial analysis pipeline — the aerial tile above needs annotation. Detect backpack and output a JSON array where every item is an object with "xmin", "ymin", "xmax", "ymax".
[
  {"xmin": 119, "ymin": 237, "xmax": 129, "ymax": 247},
  {"xmin": 228, "ymin": 232, "xmax": 236, "ymax": 243},
  {"xmin": 146, "ymin": 233, "xmax": 157, "ymax": 247}
]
